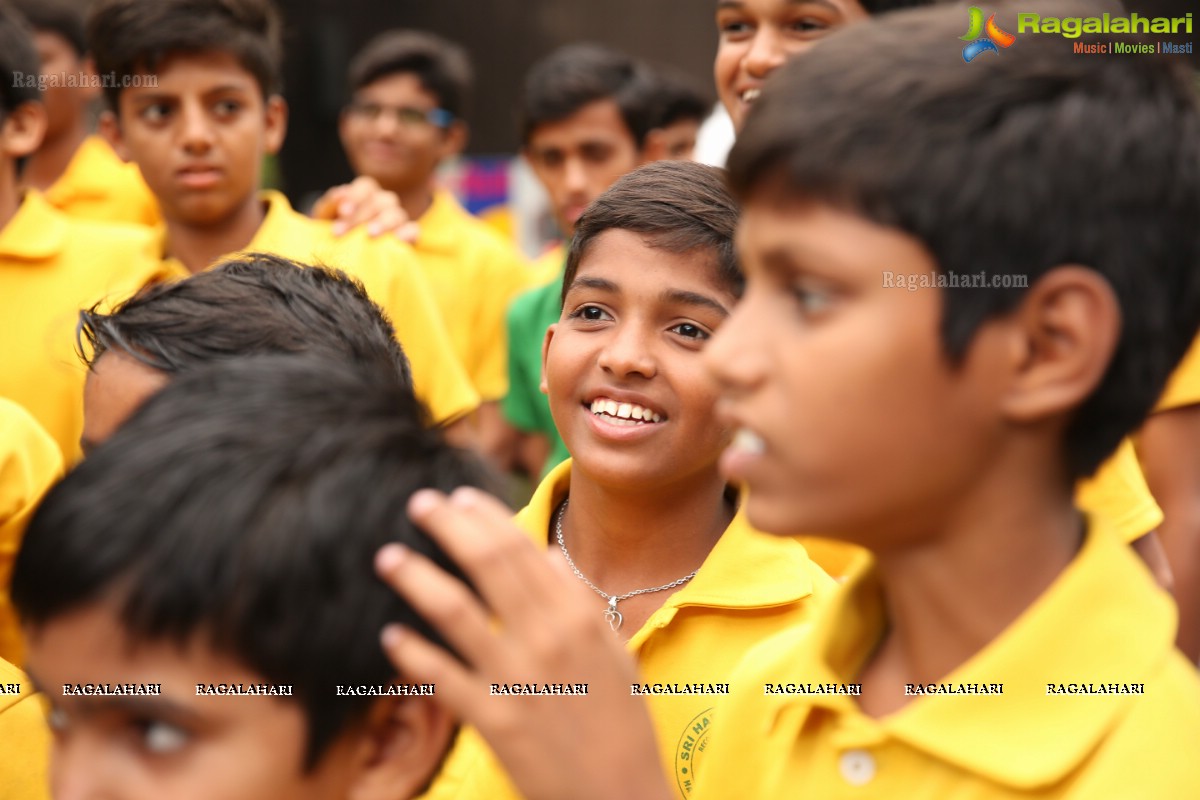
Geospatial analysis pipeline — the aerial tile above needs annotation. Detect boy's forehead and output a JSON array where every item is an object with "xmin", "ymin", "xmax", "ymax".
[
  {"xmin": 574, "ymin": 228, "xmax": 735, "ymax": 303},
  {"xmin": 123, "ymin": 50, "xmax": 264, "ymax": 97},
  {"xmin": 527, "ymin": 98, "xmax": 635, "ymax": 151},
  {"xmin": 356, "ymin": 70, "xmax": 436, "ymax": 103}
]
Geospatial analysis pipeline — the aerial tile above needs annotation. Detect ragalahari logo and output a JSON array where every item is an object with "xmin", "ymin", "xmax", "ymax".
[{"xmin": 961, "ymin": 7, "xmax": 1016, "ymax": 62}]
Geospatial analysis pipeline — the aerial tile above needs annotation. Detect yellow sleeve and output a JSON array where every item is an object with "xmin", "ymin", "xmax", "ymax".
[
  {"xmin": 0, "ymin": 659, "xmax": 51, "ymax": 800},
  {"xmin": 1156, "ymin": 333, "xmax": 1200, "ymax": 412},
  {"xmin": 0, "ymin": 400, "xmax": 63, "ymax": 667},
  {"xmin": 369, "ymin": 242, "xmax": 481, "ymax": 425},
  {"xmin": 1075, "ymin": 437, "xmax": 1162, "ymax": 544}
]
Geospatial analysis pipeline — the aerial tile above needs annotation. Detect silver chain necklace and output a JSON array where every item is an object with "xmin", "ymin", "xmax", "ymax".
[{"xmin": 554, "ymin": 498, "xmax": 698, "ymax": 632}]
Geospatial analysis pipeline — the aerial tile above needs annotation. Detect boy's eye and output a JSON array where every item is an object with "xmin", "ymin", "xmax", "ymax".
[
  {"xmin": 139, "ymin": 103, "xmax": 171, "ymax": 123},
  {"xmin": 793, "ymin": 285, "xmax": 833, "ymax": 316},
  {"xmin": 535, "ymin": 150, "xmax": 564, "ymax": 169},
  {"xmin": 571, "ymin": 305, "xmax": 611, "ymax": 322},
  {"xmin": 788, "ymin": 16, "xmax": 831, "ymax": 34},
  {"xmin": 717, "ymin": 16, "xmax": 753, "ymax": 38},
  {"xmin": 670, "ymin": 322, "xmax": 710, "ymax": 341},
  {"xmin": 213, "ymin": 99, "xmax": 242, "ymax": 117},
  {"xmin": 138, "ymin": 719, "xmax": 190, "ymax": 755},
  {"xmin": 581, "ymin": 144, "xmax": 615, "ymax": 165}
]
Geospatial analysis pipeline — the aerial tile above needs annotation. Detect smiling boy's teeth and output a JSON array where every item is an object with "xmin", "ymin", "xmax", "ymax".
[
  {"xmin": 733, "ymin": 428, "xmax": 766, "ymax": 455},
  {"xmin": 742, "ymin": 88, "xmax": 761, "ymax": 102},
  {"xmin": 589, "ymin": 397, "xmax": 664, "ymax": 424}
]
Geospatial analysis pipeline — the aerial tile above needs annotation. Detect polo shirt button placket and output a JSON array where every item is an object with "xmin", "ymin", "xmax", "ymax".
[{"xmin": 838, "ymin": 749, "xmax": 876, "ymax": 786}]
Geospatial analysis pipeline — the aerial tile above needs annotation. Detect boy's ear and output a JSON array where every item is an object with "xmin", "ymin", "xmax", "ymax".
[
  {"xmin": 263, "ymin": 95, "xmax": 288, "ymax": 156},
  {"xmin": 996, "ymin": 265, "xmax": 1120, "ymax": 423},
  {"xmin": 347, "ymin": 696, "xmax": 456, "ymax": 800},
  {"xmin": 0, "ymin": 101, "xmax": 47, "ymax": 161},
  {"xmin": 98, "ymin": 110, "xmax": 130, "ymax": 162},
  {"xmin": 540, "ymin": 323, "xmax": 557, "ymax": 395}
]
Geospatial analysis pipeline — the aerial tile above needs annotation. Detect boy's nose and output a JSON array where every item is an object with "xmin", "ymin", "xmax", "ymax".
[
  {"xmin": 563, "ymin": 157, "xmax": 589, "ymax": 195},
  {"xmin": 743, "ymin": 26, "xmax": 789, "ymax": 79},
  {"xmin": 179, "ymin": 104, "xmax": 216, "ymax": 153},
  {"xmin": 704, "ymin": 301, "xmax": 765, "ymax": 392},
  {"xmin": 598, "ymin": 324, "xmax": 657, "ymax": 379}
]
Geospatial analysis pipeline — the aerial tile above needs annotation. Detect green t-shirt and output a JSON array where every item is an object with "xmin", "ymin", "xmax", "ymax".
[{"xmin": 502, "ymin": 269, "xmax": 570, "ymax": 478}]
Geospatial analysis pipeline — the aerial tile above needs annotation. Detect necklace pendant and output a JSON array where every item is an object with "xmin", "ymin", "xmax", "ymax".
[{"xmin": 604, "ymin": 596, "xmax": 623, "ymax": 632}]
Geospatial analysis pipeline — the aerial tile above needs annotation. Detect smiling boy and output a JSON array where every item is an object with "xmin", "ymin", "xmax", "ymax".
[
  {"xmin": 13, "ymin": 354, "xmax": 487, "ymax": 800},
  {"xmin": 418, "ymin": 160, "xmax": 835, "ymax": 800},
  {"xmin": 85, "ymin": 0, "xmax": 479, "ymax": 434}
]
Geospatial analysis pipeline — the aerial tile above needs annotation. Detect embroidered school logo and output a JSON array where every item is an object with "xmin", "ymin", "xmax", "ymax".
[
  {"xmin": 674, "ymin": 708, "xmax": 713, "ymax": 796},
  {"xmin": 960, "ymin": 7, "xmax": 1016, "ymax": 62}
]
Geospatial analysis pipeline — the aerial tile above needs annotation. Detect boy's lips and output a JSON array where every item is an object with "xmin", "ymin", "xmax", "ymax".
[
  {"xmin": 719, "ymin": 425, "xmax": 767, "ymax": 483},
  {"xmin": 580, "ymin": 392, "xmax": 668, "ymax": 440},
  {"xmin": 176, "ymin": 165, "xmax": 223, "ymax": 189}
]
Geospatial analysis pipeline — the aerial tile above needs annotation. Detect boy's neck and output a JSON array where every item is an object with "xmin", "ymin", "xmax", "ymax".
[
  {"xmin": 23, "ymin": 121, "xmax": 90, "ymax": 193},
  {"xmin": 855, "ymin": 445, "xmax": 1082, "ymax": 717},
  {"xmin": 165, "ymin": 194, "xmax": 268, "ymax": 274},
  {"xmin": 392, "ymin": 179, "xmax": 435, "ymax": 223},
  {"xmin": 557, "ymin": 468, "xmax": 734, "ymax": 595},
  {"xmin": 0, "ymin": 177, "xmax": 21, "ymax": 232}
]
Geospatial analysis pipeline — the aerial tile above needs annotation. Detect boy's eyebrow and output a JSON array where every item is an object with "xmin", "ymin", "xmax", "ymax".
[
  {"xmin": 659, "ymin": 289, "xmax": 730, "ymax": 318},
  {"xmin": 128, "ymin": 83, "xmax": 252, "ymax": 102},
  {"xmin": 565, "ymin": 276, "xmax": 620, "ymax": 296},
  {"xmin": 718, "ymin": 0, "xmax": 813, "ymax": 9}
]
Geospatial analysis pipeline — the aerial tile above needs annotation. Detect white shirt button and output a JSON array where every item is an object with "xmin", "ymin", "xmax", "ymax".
[{"xmin": 839, "ymin": 749, "xmax": 876, "ymax": 785}]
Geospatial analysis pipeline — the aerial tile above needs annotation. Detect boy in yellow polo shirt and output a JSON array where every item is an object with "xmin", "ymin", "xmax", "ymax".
[
  {"xmin": 85, "ymin": 0, "xmax": 478, "ymax": 433},
  {"xmin": 370, "ymin": 6, "xmax": 1200, "ymax": 800},
  {"xmin": 13, "ymin": 0, "xmax": 160, "ymax": 227},
  {"xmin": 0, "ymin": 7, "xmax": 169, "ymax": 464},
  {"xmin": 339, "ymin": 30, "xmax": 532, "ymax": 458},
  {"xmin": 688, "ymin": 8, "xmax": 1200, "ymax": 797},
  {"xmin": 414, "ymin": 160, "xmax": 835, "ymax": 800}
]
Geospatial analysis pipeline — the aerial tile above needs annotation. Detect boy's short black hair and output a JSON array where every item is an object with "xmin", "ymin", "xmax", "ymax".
[
  {"xmin": 520, "ymin": 43, "xmax": 656, "ymax": 148},
  {"xmin": 0, "ymin": 2, "xmax": 40, "ymax": 118},
  {"xmin": 12, "ymin": 0, "xmax": 86, "ymax": 57},
  {"xmin": 347, "ymin": 29, "xmax": 472, "ymax": 120},
  {"xmin": 12, "ymin": 354, "xmax": 491, "ymax": 768},
  {"xmin": 86, "ymin": 0, "xmax": 282, "ymax": 111},
  {"xmin": 78, "ymin": 252, "xmax": 413, "ymax": 390},
  {"xmin": 728, "ymin": 2, "xmax": 1200, "ymax": 479},
  {"xmin": 647, "ymin": 66, "xmax": 710, "ymax": 131},
  {"xmin": 562, "ymin": 160, "xmax": 742, "ymax": 306}
]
